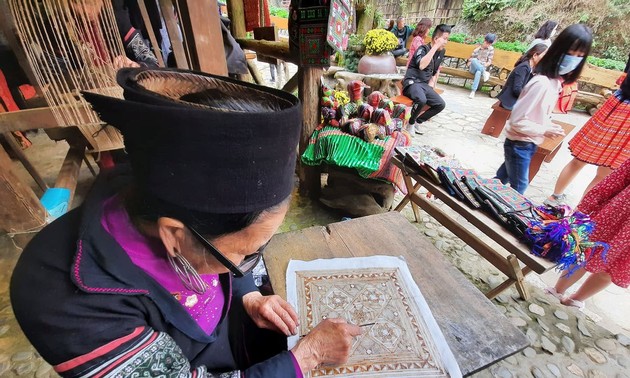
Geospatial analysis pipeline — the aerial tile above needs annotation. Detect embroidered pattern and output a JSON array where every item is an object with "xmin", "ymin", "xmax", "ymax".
[
  {"xmin": 126, "ymin": 32, "xmax": 158, "ymax": 67},
  {"xmin": 295, "ymin": 268, "xmax": 448, "ymax": 377}
]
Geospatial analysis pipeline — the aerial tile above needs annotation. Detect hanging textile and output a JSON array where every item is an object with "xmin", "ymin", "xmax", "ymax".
[{"xmin": 244, "ymin": 0, "xmax": 271, "ymax": 32}]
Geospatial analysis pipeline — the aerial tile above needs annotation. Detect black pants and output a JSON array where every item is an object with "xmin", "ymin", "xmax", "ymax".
[{"xmin": 403, "ymin": 81, "xmax": 446, "ymax": 123}]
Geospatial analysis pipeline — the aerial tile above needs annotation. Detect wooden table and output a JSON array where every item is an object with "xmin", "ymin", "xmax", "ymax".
[
  {"xmin": 264, "ymin": 212, "xmax": 529, "ymax": 376},
  {"xmin": 391, "ymin": 157, "xmax": 556, "ymax": 300}
]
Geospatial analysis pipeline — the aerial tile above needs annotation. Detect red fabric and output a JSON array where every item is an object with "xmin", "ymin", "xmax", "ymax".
[
  {"xmin": 555, "ymin": 82, "xmax": 578, "ymax": 113},
  {"xmin": 0, "ymin": 68, "xmax": 20, "ymax": 112},
  {"xmin": 0, "ymin": 69, "xmax": 32, "ymax": 149},
  {"xmin": 244, "ymin": 0, "xmax": 271, "ymax": 32},
  {"xmin": 18, "ymin": 84, "xmax": 36, "ymax": 100},
  {"xmin": 568, "ymin": 92, "xmax": 630, "ymax": 169},
  {"xmin": 578, "ymin": 158, "xmax": 630, "ymax": 288}
]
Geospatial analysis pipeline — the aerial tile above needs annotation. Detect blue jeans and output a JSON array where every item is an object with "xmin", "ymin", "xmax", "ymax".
[
  {"xmin": 496, "ymin": 139, "xmax": 538, "ymax": 194},
  {"xmin": 469, "ymin": 58, "xmax": 485, "ymax": 92}
]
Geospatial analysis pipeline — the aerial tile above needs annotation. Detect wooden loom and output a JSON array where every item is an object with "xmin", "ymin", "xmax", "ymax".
[{"xmin": 0, "ymin": 0, "xmax": 227, "ymax": 232}]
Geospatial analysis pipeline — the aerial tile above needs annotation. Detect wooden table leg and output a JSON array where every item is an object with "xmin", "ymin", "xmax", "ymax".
[
  {"xmin": 508, "ymin": 254, "xmax": 529, "ymax": 300},
  {"xmin": 528, "ymin": 151, "xmax": 546, "ymax": 183},
  {"xmin": 394, "ymin": 181, "xmax": 421, "ymax": 212},
  {"xmin": 399, "ymin": 173, "xmax": 421, "ymax": 222}
]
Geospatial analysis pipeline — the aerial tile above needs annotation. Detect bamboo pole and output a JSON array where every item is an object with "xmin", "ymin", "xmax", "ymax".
[{"xmin": 235, "ymin": 39, "xmax": 295, "ymax": 64}]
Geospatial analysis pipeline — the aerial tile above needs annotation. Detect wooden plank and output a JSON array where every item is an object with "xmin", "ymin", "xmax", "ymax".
[
  {"xmin": 159, "ymin": 0, "xmax": 190, "ymax": 69},
  {"xmin": 580, "ymin": 63, "xmax": 621, "ymax": 89},
  {"xmin": 440, "ymin": 67, "xmax": 506, "ymax": 87},
  {"xmin": 297, "ymin": 67, "xmax": 323, "ymax": 197},
  {"xmin": 137, "ymin": 0, "xmax": 166, "ymax": 67},
  {"xmin": 392, "ymin": 158, "xmax": 555, "ymax": 274},
  {"xmin": 270, "ymin": 15, "xmax": 288, "ymax": 30},
  {"xmin": 282, "ymin": 73, "xmax": 299, "ymax": 93},
  {"xmin": 54, "ymin": 145, "xmax": 84, "ymax": 203},
  {"xmin": 177, "ymin": 0, "xmax": 228, "ymax": 75},
  {"xmin": 225, "ymin": 0, "xmax": 246, "ymax": 39},
  {"xmin": 235, "ymin": 39, "xmax": 295, "ymax": 64},
  {"xmin": 0, "ymin": 107, "xmax": 62, "ymax": 133},
  {"xmin": 264, "ymin": 212, "xmax": 529, "ymax": 376},
  {"xmin": 0, "ymin": 143, "xmax": 46, "ymax": 233}
]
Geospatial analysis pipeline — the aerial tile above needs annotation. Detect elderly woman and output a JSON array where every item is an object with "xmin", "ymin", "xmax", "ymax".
[{"xmin": 11, "ymin": 68, "xmax": 360, "ymax": 377}]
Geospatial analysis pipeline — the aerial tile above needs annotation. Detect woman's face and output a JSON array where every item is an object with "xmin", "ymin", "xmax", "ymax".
[
  {"xmin": 192, "ymin": 203, "xmax": 290, "ymax": 275},
  {"xmin": 532, "ymin": 50, "xmax": 547, "ymax": 65}
]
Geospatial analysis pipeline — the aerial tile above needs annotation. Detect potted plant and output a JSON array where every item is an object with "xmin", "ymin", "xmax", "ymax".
[{"xmin": 358, "ymin": 29, "xmax": 399, "ymax": 75}]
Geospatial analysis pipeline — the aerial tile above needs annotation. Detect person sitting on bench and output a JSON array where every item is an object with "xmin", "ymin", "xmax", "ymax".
[{"xmin": 403, "ymin": 24, "xmax": 451, "ymax": 135}]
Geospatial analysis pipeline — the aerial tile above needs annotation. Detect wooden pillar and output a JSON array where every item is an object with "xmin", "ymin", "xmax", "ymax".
[
  {"xmin": 159, "ymin": 0, "xmax": 190, "ymax": 69},
  {"xmin": 0, "ymin": 144, "xmax": 46, "ymax": 233},
  {"xmin": 177, "ymin": 0, "xmax": 228, "ymax": 76},
  {"xmin": 298, "ymin": 67, "xmax": 323, "ymax": 197},
  {"xmin": 225, "ymin": 0, "xmax": 246, "ymax": 39}
]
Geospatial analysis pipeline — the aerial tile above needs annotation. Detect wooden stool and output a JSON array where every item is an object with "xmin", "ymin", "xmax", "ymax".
[
  {"xmin": 391, "ymin": 87, "xmax": 445, "ymax": 115},
  {"xmin": 481, "ymin": 101, "xmax": 511, "ymax": 138},
  {"xmin": 528, "ymin": 120, "xmax": 576, "ymax": 182}
]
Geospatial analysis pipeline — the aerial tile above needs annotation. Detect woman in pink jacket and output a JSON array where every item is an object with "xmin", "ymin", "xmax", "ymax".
[{"xmin": 495, "ymin": 24, "xmax": 593, "ymax": 194}]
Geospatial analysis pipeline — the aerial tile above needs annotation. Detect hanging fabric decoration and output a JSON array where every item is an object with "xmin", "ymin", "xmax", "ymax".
[{"xmin": 524, "ymin": 205, "xmax": 609, "ymax": 274}]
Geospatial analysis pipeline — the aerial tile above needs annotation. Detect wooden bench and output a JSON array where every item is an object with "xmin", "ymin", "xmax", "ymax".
[
  {"xmin": 529, "ymin": 120, "xmax": 575, "ymax": 182},
  {"xmin": 391, "ymin": 156, "xmax": 556, "ymax": 300},
  {"xmin": 390, "ymin": 87, "xmax": 445, "ymax": 110},
  {"xmin": 481, "ymin": 101, "xmax": 511, "ymax": 137}
]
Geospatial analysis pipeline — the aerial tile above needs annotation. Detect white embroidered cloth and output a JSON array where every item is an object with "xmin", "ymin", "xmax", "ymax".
[{"xmin": 286, "ymin": 255, "xmax": 462, "ymax": 377}]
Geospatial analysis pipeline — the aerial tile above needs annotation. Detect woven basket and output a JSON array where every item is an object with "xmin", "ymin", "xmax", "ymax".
[{"xmin": 130, "ymin": 70, "xmax": 294, "ymax": 113}]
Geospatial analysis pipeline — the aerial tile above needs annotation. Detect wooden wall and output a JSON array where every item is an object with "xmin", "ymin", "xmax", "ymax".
[{"xmin": 378, "ymin": 0, "xmax": 463, "ymax": 27}]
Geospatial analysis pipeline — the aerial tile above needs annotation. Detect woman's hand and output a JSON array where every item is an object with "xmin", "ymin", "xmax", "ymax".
[
  {"xmin": 291, "ymin": 318, "xmax": 362, "ymax": 373},
  {"xmin": 242, "ymin": 292, "xmax": 299, "ymax": 336},
  {"xmin": 113, "ymin": 55, "xmax": 140, "ymax": 69},
  {"xmin": 544, "ymin": 125, "xmax": 565, "ymax": 138}
]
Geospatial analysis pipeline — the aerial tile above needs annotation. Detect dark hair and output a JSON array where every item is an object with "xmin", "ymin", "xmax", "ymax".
[
  {"xmin": 534, "ymin": 20, "xmax": 558, "ymax": 40},
  {"xmin": 484, "ymin": 33, "xmax": 497, "ymax": 44},
  {"xmin": 432, "ymin": 24, "xmax": 451, "ymax": 39},
  {"xmin": 535, "ymin": 23, "xmax": 592, "ymax": 84},
  {"xmin": 514, "ymin": 43, "xmax": 548, "ymax": 67},
  {"xmin": 412, "ymin": 18, "xmax": 432, "ymax": 38},
  {"xmin": 385, "ymin": 19, "xmax": 395, "ymax": 31},
  {"xmin": 124, "ymin": 186, "xmax": 289, "ymax": 239}
]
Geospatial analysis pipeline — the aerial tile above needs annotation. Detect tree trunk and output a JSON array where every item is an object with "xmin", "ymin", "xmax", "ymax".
[{"xmin": 356, "ymin": 0, "xmax": 376, "ymax": 36}]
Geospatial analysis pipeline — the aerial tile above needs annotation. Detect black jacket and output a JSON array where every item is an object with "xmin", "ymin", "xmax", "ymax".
[
  {"xmin": 404, "ymin": 44, "xmax": 445, "ymax": 84},
  {"xmin": 10, "ymin": 168, "xmax": 295, "ymax": 377},
  {"xmin": 497, "ymin": 61, "xmax": 533, "ymax": 110}
]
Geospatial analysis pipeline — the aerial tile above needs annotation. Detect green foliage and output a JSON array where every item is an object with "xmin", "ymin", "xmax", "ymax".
[
  {"xmin": 587, "ymin": 56, "xmax": 626, "ymax": 71},
  {"xmin": 493, "ymin": 41, "xmax": 528, "ymax": 53},
  {"xmin": 269, "ymin": 6, "xmax": 288, "ymax": 18},
  {"xmin": 342, "ymin": 34, "xmax": 365, "ymax": 73},
  {"xmin": 463, "ymin": 0, "xmax": 515, "ymax": 22},
  {"xmin": 601, "ymin": 46, "xmax": 628, "ymax": 63}
]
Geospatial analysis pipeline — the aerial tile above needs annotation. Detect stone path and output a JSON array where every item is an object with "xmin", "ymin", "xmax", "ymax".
[{"xmin": 0, "ymin": 69, "xmax": 628, "ymax": 377}]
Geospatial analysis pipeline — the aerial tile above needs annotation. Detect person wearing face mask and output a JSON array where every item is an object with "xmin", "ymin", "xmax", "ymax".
[
  {"xmin": 545, "ymin": 52, "xmax": 630, "ymax": 206},
  {"xmin": 496, "ymin": 43, "xmax": 548, "ymax": 110},
  {"xmin": 495, "ymin": 24, "xmax": 592, "ymax": 194}
]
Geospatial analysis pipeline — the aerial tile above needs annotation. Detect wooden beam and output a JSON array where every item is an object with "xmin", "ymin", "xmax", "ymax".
[
  {"xmin": 137, "ymin": 0, "xmax": 166, "ymax": 67},
  {"xmin": 177, "ymin": 0, "xmax": 228, "ymax": 75},
  {"xmin": 225, "ymin": 0, "xmax": 246, "ymax": 39},
  {"xmin": 282, "ymin": 73, "xmax": 298, "ymax": 93},
  {"xmin": 54, "ymin": 145, "xmax": 85, "ymax": 204},
  {"xmin": 246, "ymin": 60, "xmax": 264, "ymax": 85},
  {"xmin": 0, "ymin": 107, "xmax": 59, "ymax": 133},
  {"xmin": 235, "ymin": 39, "xmax": 295, "ymax": 64},
  {"xmin": 297, "ymin": 67, "xmax": 323, "ymax": 197},
  {"xmin": 159, "ymin": 0, "xmax": 190, "ymax": 69},
  {"xmin": 0, "ymin": 144, "xmax": 46, "ymax": 233}
]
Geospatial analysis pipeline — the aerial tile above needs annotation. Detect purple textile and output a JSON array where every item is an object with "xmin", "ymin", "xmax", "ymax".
[
  {"xmin": 290, "ymin": 352, "xmax": 304, "ymax": 378},
  {"xmin": 101, "ymin": 195, "xmax": 225, "ymax": 335}
]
